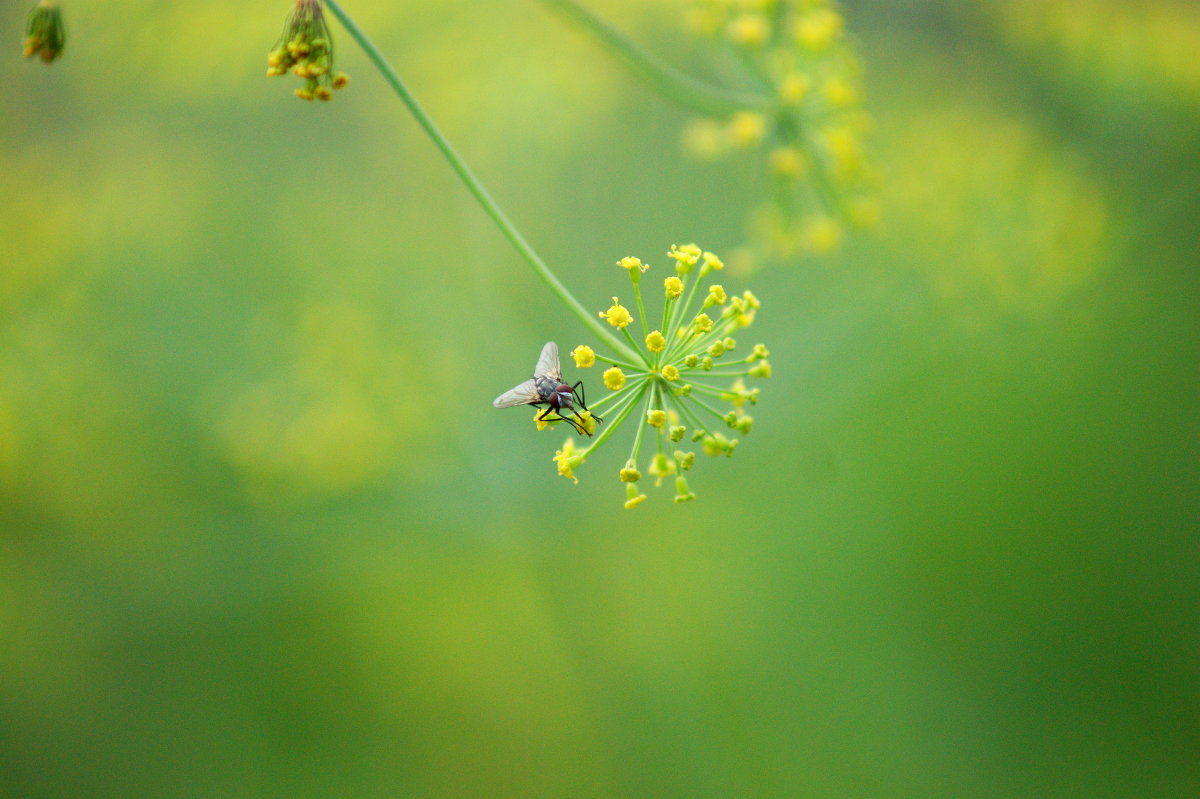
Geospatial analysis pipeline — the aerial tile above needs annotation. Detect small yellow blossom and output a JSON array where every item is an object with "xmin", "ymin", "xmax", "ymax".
[
  {"xmin": 823, "ymin": 77, "xmax": 859, "ymax": 108},
  {"xmin": 803, "ymin": 217, "xmax": 844, "ymax": 253},
  {"xmin": 673, "ymin": 476, "xmax": 696, "ymax": 503},
  {"xmin": 794, "ymin": 8, "xmax": 843, "ymax": 51},
  {"xmin": 675, "ymin": 451, "xmax": 696, "ymax": 471},
  {"xmin": 682, "ymin": 118, "xmax": 727, "ymax": 160},
  {"xmin": 645, "ymin": 330, "xmax": 666, "ymax": 353},
  {"xmin": 734, "ymin": 415, "xmax": 754, "ymax": 434},
  {"xmin": 708, "ymin": 341, "xmax": 726, "ymax": 357},
  {"xmin": 704, "ymin": 285, "xmax": 727, "ymax": 308},
  {"xmin": 702, "ymin": 251, "xmax": 724, "ymax": 272},
  {"xmin": 553, "ymin": 439, "xmax": 581, "ymax": 483},
  {"xmin": 769, "ymin": 147, "xmax": 809, "ymax": 178},
  {"xmin": 742, "ymin": 290, "xmax": 761, "ymax": 309},
  {"xmin": 619, "ymin": 460, "xmax": 641, "ymax": 483},
  {"xmin": 648, "ymin": 452, "xmax": 676, "ymax": 486},
  {"xmin": 624, "ymin": 483, "xmax": 648, "ymax": 509},
  {"xmin": 750, "ymin": 360, "xmax": 772, "ymax": 378},
  {"xmin": 728, "ymin": 13, "xmax": 770, "ymax": 47},
  {"xmin": 752, "ymin": 343, "xmax": 769, "ymax": 360},
  {"xmin": 599, "ymin": 297, "xmax": 633, "ymax": 329},
  {"xmin": 723, "ymin": 337, "xmax": 736, "ymax": 350},
  {"xmin": 668, "ymin": 244, "xmax": 702, "ymax": 274},
  {"xmin": 670, "ymin": 426, "xmax": 687, "ymax": 443},
  {"xmin": 662, "ymin": 364, "xmax": 681, "ymax": 382},
  {"xmin": 779, "ymin": 73, "xmax": 812, "ymax": 104},
  {"xmin": 570, "ymin": 345, "xmax": 595, "ymax": 368},
  {"xmin": 693, "ymin": 313, "xmax": 714, "ymax": 333},
  {"xmin": 728, "ymin": 111, "xmax": 766, "ymax": 147},
  {"xmin": 684, "ymin": 354, "xmax": 699, "ymax": 368},
  {"xmin": 618, "ymin": 256, "xmax": 647, "ymax": 273},
  {"xmin": 603, "ymin": 366, "xmax": 625, "ymax": 391},
  {"xmin": 664, "ymin": 276, "xmax": 684, "ymax": 299},
  {"xmin": 647, "ymin": 409, "xmax": 667, "ymax": 428}
]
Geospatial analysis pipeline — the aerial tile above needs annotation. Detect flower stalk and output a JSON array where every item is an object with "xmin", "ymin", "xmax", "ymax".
[{"xmin": 322, "ymin": 0, "xmax": 637, "ymax": 362}]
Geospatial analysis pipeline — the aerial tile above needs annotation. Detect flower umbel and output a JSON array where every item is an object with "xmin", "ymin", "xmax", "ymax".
[
  {"xmin": 680, "ymin": 0, "xmax": 877, "ymax": 266},
  {"xmin": 23, "ymin": 1, "xmax": 64, "ymax": 63},
  {"xmin": 553, "ymin": 246, "xmax": 769, "ymax": 507},
  {"xmin": 267, "ymin": 0, "xmax": 349, "ymax": 101}
]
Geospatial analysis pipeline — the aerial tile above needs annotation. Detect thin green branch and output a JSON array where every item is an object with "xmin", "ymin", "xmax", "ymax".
[
  {"xmin": 538, "ymin": 0, "xmax": 769, "ymax": 116},
  {"xmin": 324, "ymin": 0, "xmax": 638, "ymax": 362}
]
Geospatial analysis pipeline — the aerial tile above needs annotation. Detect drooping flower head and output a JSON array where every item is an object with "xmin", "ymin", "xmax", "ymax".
[
  {"xmin": 266, "ymin": 0, "xmax": 349, "ymax": 101},
  {"xmin": 23, "ymin": 1, "xmax": 65, "ymax": 63},
  {"xmin": 536, "ymin": 245, "xmax": 769, "ymax": 507},
  {"xmin": 681, "ymin": 0, "xmax": 877, "ymax": 267}
]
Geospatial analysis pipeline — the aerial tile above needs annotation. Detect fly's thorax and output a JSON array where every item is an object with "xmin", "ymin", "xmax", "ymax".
[{"xmin": 534, "ymin": 376, "xmax": 559, "ymax": 402}]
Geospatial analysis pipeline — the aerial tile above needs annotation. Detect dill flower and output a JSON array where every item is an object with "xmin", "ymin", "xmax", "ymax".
[
  {"xmin": 23, "ymin": 1, "xmax": 64, "ymax": 63},
  {"xmin": 570, "ymin": 344, "xmax": 596, "ymax": 368},
  {"xmin": 549, "ymin": 246, "xmax": 770, "ymax": 507},
  {"xmin": 681, "ymin": 0, "xmax": 877, "ymax": 266},
  {"xmin": 266, "ymin": 0, "xmax": 350, "ymax": 101}
]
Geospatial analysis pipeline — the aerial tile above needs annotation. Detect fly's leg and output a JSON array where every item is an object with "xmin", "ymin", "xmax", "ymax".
[
  {"xmin": 571, "ymin": 380, "xmax": 602, "ymax": 424},
  {"xmin": 538, "ymin": 404, "xmax": 587, "ymax": 436}
]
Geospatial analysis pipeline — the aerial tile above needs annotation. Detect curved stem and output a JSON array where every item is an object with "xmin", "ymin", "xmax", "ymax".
[
  {"xmin": 324, "ymin": 0, "xmax": 637, "ymax": 362},
  {"xmin": 538, "ymin": 0, "xmax": 769, "ymax": 116}
]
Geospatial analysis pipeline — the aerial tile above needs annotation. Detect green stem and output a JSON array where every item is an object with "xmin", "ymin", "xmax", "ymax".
[
  {"xmin": 324, "ymin": 0, "xmax": 638, "ymax": 363},
  {"xmin": 583, "ymin": 379, "xmax": 649, "ymax": 458},
  {"xmin": 593, "ymin": 352, "xmax": 643, "ymax": 371},
  {"xmin": 538, "ymin": 0, "xmax": 768, "ymax": 116}
]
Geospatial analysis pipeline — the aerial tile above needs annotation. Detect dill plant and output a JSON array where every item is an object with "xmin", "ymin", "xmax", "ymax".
[
  {"xmin": 22, "ymin": 0, "xmax": 64, "ymax": 63},
  {"xmin": 541, "ymin": 0, "xmax": 878, "ymax": 268},
  {"xmin": 256, "ymin": 0, "xmax": 772, "ymax": 506}
]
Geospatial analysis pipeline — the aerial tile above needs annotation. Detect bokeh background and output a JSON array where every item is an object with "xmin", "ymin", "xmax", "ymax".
[{"xmin": 3, "ymin": 0, "xmax": 1198, "ymax": 796}]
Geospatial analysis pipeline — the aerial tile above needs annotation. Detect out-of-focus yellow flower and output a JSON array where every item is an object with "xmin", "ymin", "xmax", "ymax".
[
  {"xmin": 23, "ymin": 1, "xmax": 65, "ymax": 63},
  {"xmin": 728, "ymin": 13, "xmax": 770, "ymax": 47},
  {"xmin": 728, "ymin": 111, "xmax": 767, "ymax": 147},
  {"xmin": 794, "ymin": 7, "xmax": 843, "ymax": 51},
  {"xmin": 770, "ymin": 147, "xmax": 809, "ymax": 178}
]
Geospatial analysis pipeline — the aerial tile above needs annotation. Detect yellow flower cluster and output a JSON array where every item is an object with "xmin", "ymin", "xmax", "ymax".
[
  {"xmin": 22, "ymin": 1, "xmax": 64, "ymax": 63},
  {"xmin": 266, "ymin": 0, "xmax": 350, "ymax": 101},
  {"xmin": 682, "ymin": 0, "xmax": 878, "ymax": 266},
  {"xmin": 547, "ymin": 246, "xmax": 769, "ymax": 507}
]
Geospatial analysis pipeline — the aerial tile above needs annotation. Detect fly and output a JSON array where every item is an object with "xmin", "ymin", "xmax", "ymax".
[{"xmin": 493, "ymin": 341, "xmax": 602, "ymax": 436}]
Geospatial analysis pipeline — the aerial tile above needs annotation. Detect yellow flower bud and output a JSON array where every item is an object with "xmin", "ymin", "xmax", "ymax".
[
  {"xmin": 727, "ymin": 13, "xmax": 770, "ymax": 47},
  {"xmin": 779, "ymin": 73, "xmax": 812, "ymax": 104},
  {"xmin": 619, "ymin": 460, "xmax": 641, "ymax": 483},
  {"xmin": 693, "ymin": 313, "xmax": 714, "ymax": 333},
  {"xmin": 664, "ymin": 276, "xmax": 684, "ymax": 300},
  {"xmin": 599, "ymin": 297, "xmax": 633, "ymax": 329},
  {"xmin": 645, "ymin": 330, "xmax": 666, "ymax": 353},
  {"xmin": 603, "ymin": 367, "xmax": 626, "ymax": 391},
  {"xmin": 624, "ymin": 483, "xmax": 648, "ymax": 509},
  {"xmin": 647, "ymin": 409, "xmax": 667, "ymax": 428},
  {"xmin": 662, "ymin": 365, "xmax": 680, "ymax": 382},
  {"xmin": 570, "ymin": 345, "xmax": 596, "ymax": 368},
  {"xmin": 750, "ymin": 360, "xmax": 772, "ymax": 378},
  {"xmin": 728, "ymin": 112, "xmax": 766, "ymax": 148}
]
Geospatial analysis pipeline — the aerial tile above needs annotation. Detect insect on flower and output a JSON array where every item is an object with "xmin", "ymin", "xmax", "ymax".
[{"xmin": 493, "ymin": 342, "xmax": 601, "ymax": 436}]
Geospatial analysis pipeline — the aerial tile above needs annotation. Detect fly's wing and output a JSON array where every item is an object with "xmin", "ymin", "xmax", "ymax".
[
  {"xmin": 534, "ymin": 341, "xmax": 561, "ymax": 380},
  {"xmin": 493, "ymin": 379, "xmax": 540, "ymax": 408}
]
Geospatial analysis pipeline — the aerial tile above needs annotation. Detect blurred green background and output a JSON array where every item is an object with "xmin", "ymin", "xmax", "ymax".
[{"xmin": 2, "ymin": 0, "xmax": 1198, "ymax": 796}]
